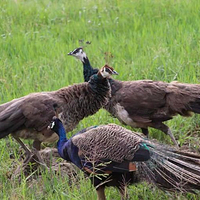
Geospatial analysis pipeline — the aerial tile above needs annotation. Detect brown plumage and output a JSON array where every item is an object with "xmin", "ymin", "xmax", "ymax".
[
  {"xmin": 68, "ymin": 47, "xmax": 200, "ymax": 146},
  {"xmin": 0, "ymin": 65, "xmax": 118, "ymax": 164},
  {"xmin": 49, "ymin": 118, "xmax": 200, "ymax": 200},
  {"xmin": 105, "ymin": 80, "xmax": 200, "ymax": 143}
]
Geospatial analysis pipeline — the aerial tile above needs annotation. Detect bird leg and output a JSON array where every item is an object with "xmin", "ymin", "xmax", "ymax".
[
  {"xmin": 11, "ymin": 135, "xmax": 34, "ymax": 179},
  {"xmin": 152, "ymin": 123, "xmax": 179, "ymax": 147},
  {"xmin": 96, "ymin": 186, "xmax": 106, "ymax": 200},
  {"xmin": 30, "ymin": 139, "xmax": 49, "ymax": 169},
  {"xmin": 31, "ymin": 148, "xmax": 49, "ymax": 169},
  {"xmin": 141, "ymin": 128, "xmax": 149, "ymax": 138},
  {"xmin": 32, "ymin": 139, "xmax": 41, "ymax": 151},
  {"xmin": 12, "ymin": 136, "xmax": 48, "ymax": 169},
  {"xmin": 12, "ymin": 135, "xmax": 32, "ymax": 163},
  {"xmin": 10, "ymin": 137, "xmax": 52, "ymax": 182}
]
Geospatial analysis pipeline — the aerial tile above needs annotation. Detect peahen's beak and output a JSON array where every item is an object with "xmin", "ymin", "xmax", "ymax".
[
  {"xmin": 112, "ymin": 70, "xmax": 119, "ymax": 75},
  {"xmin": 68, "ymin": 51, "xmax": 73, "ymax": 55}
]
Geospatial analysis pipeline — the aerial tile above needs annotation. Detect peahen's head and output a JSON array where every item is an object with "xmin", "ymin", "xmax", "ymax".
[
  {"xmin": 68, "ymin": 47, "xmax": 87, "ymax": 63},
  {"xmin": 48, "ymin": 116, "xmax": 63, "ymax": 135},
  {"xmin": 98, "ymin": 64, "xmax": 118, "ymax": 78}
]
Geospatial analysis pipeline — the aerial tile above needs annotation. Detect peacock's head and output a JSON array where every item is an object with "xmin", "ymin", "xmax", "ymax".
[
  {"xmin": 48, "ymin": 116, "xmax": 63, "ymax": 135},
  {"xmin": 99, "ymin": 64, "xmax": 118, "ymax": 78},
  {"xmin": 68, "ymin": 47, "xmax": 87, "ymax": 63},
  {"xmin": 48, "ymin": 104, "xmax": 63, "ymax": 135}
]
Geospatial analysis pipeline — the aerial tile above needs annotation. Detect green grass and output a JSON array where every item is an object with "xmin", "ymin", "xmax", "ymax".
[{"xmin": 0, "ymin": 0, "xmax": 200, "ymax": 199}]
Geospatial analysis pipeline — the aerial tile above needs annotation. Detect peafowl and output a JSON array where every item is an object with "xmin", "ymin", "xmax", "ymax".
[
  {"xmin": 68, "ymin": 47, "xmax": 200, "ymax": 147},
  {"xmin": 49, "ymin": 113, "xmax": 200, "ymax": 200},
  {"xmin": 0, "ymin": 65, "xmax": 118, "ymax": 166}
]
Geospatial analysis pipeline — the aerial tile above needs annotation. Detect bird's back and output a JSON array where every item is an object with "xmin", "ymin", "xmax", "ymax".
[
  {"xmin": 0, "ymin": 91, "xmax": 58, "ymax": 141},
  {"xmin": 72, "ymin": 124, "xmax": 142, "ymax": 163},
  {"xmin": 105, "ymin": 80, "xmax": 170, "ymax": 123}
]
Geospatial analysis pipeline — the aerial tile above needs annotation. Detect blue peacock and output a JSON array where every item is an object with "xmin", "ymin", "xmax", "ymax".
[{"xmin": 49, "ymin": 105, "xmax": 200, "ymax": 200}]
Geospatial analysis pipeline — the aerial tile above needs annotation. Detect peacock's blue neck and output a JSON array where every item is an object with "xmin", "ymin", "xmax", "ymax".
[
  {"xmin": 83, "ymin": 57, "xmax": 96, "ymax": 82},
  {"xmin": 57, "ymin": 125, "xmax": 68, "ymax": 153}
]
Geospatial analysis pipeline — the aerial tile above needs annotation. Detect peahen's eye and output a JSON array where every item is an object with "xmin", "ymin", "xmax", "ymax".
[
  {"xmin": 105, "ymin": 68, "xmax": 111, "ymax": 73},
  {"xmin": 74, "ymin": 48, "xmax": 82, "ymax": 54}
]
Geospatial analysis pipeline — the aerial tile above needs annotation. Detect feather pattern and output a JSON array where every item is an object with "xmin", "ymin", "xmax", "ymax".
[{"xmin": 72, "ymin": 124, "xmax": 142, "ymax": 163}]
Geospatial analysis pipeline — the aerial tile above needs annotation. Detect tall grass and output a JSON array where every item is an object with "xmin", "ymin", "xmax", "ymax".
[{"xmin": 0, "ymin": 0, "xmax": 200, "ymax": 199}]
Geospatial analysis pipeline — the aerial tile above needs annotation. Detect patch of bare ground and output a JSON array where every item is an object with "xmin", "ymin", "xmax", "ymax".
[{"xmin": 8, "ymin": 147, "xmax": 79, "ymax": 186}]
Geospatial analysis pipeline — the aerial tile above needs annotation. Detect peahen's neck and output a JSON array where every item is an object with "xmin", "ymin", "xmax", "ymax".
[
  {"xmin": 82, "ymin": 57, "xmax": 98, "ymax": 82},
  {"xmin": 88, "ymin": 72, "xmax": 110, "ymax": 95}
]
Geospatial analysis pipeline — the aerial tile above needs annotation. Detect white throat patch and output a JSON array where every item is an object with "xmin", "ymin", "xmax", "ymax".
[
  {"xmin": 100, "ymin": 70, "xmax": 110, "ymax": 78},
  {"xmin": 74, "ymin": 51, "xmax": 87, "ymax": 63}
]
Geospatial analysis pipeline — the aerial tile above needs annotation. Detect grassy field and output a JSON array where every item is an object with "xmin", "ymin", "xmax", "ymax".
[{"xmin": 0, "ymin": 0, "xmax": 200, "ymax": 199}]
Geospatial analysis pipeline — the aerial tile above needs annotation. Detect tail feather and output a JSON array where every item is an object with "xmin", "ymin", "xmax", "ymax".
[
  {"xmin": 0, "ymin": 100, "xmax": 25, "ymax": 138},
  {"xmin": 153, "ymin": 150, "xmax": 200, "ymax": 171},
  {"xmin": 138, "ymin": 141, "xmax": 200, "ymax": 192},
  {"xmin": 0, "ymin": 115, "xmax": 26, "ymax": 139},
  {"xmin": 189, "ymin": 100, "xmax": 200, "ymax": 114},
  {"xmin": 167, "ymin": 82, "xmax": 200, "ymax": 115},
  {"xmin": 168, "ymin": 150, "xmax": 200, "ymax": 164}
]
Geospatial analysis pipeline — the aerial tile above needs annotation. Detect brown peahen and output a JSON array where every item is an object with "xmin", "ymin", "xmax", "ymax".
[
  {"xmin": 0, "ymin": 65, "xmax": 118, "ymax": 166},
  {"xmin": 49, "ymin": 114, "xmax": 200, "ymax": 200},
  {"xmin": 68, "ymin": 47, "xmax": 200, "ymax": 147}
]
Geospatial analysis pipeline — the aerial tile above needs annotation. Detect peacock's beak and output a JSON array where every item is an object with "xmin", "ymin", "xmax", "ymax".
[{"xmin": 112, "ymin": 70, "xmax": 119, "ymax": 75}]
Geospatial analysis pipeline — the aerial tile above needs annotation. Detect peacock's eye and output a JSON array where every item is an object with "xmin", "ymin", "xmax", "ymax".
[{"xmin": 50, "ymin": 121, "xmax": 55, "ymax": 129}]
